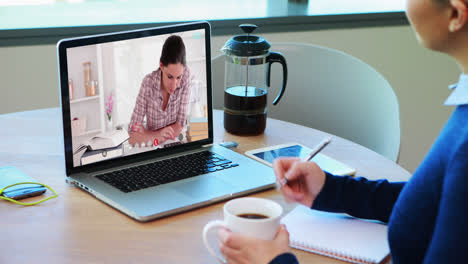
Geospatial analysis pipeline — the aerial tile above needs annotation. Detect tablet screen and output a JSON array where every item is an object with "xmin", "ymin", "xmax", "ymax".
[
  {"xmin": 248, "ymin": 144, "xmax": 356, "ymax": 176},
  {"xmin": 252, "ymin": 144, "xmax": 310, "ymax": 164}
]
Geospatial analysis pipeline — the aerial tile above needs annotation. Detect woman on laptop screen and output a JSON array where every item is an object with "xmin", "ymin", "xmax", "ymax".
[{"xmin": 128, "ymin": 35, "xmax": 191, "ymax": 147}]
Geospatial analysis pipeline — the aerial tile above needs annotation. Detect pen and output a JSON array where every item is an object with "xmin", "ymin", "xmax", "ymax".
[{"xmin": 277, "ymin": 137, "xmax": 332, "ymax": 188}]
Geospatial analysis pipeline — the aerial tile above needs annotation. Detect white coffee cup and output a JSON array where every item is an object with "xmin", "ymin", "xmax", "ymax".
[{"xmin": 202, "ymin": 197, "xmax": 283, "ymax": 263}]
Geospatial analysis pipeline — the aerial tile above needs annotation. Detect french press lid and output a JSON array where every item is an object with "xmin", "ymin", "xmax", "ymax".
[{"xmin": 222, "ymin": 24, "xmax": 271, "ymax": 57}]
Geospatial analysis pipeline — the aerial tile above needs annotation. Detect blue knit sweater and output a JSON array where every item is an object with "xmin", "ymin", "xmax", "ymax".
[{"xmin": 270, "ymin": 105, "xmax": 468, "ymax": 264}]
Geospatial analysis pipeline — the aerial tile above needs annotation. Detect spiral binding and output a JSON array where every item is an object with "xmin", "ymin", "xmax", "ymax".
[{"xmin": 291, "ymin": 240, "xmax": 378, "ymax": 264}]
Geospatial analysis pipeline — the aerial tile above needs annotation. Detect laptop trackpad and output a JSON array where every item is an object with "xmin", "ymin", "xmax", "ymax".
[{"xmin": 173, "ymin": 175, "xmax": 236, "ymax": 199}]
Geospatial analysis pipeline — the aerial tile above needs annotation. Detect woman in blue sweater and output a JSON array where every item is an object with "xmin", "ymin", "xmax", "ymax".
[{"xmin": 217, "ymin": 0, "xmax": 468, "ymax": 263}]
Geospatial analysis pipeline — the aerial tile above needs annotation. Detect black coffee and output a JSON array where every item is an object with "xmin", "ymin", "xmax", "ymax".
[
  {"xmin": 224, "ymin": 86, "xmax": 267, "ymax": 135},
  {"xmin": 237, "ymin": 213, "xmax": 269, "ymax": 220}
]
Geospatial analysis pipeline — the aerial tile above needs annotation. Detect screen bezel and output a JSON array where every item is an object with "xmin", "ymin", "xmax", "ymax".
[{"xmin": 57, "ymin": 21, "xmax": 213, "ymax": 176}]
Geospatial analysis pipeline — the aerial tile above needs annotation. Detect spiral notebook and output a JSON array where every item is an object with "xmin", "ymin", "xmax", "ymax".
[{"xmin": 281, "ymin": 205, "xmax": 390, "ymax": 264}]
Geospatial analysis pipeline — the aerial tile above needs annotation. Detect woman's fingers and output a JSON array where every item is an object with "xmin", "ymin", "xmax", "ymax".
[
  {"xmin": 275, "ymin": 225, "xmax": 290, "ymax": 245},
  {"xmin": 280, "ymin": 184, "xmax": 305, "ymax": 202},
  {"xmin": 283, "ymin": 160, "xmax": 304, "ymax": 182},
  {"xmin": 273, "ymin": 158, "xmax": 301, "ymax": 183},
  {"xmin": 218, "ymin": 228, "xmax": 244, "ymax": 250},
  {"xmin": 162, "ymin": 127, "xmax": 175, "ymax": 139},
  {"xmin": 132, "ymin": 123, "xmax": 144, "ymax": 132},
  {"xmin": 219, "ymin": 243, "xmax": 245, "ymax": 264},
  {"xmin": 218, "ymin": 226, "xmax": 291, "ymax": 264}
]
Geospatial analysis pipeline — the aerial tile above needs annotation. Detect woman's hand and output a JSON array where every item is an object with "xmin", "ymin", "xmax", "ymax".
[
  {"xmin": 128, "ymin": 131, "xmax": 163, "ymax": 147},
  {"xmin": 273, "ymin": 157, "xmax": 326, "ymax": 208},
  {"xmin": 131, "ymin": 123, "xmax": 145, "ymax": 133},
  {"xmin": 218, "ymin": 225, "xmax": 291, "ymax": 264},
  {"xmin": 158, "ymin": 126, "xmax": 175, "ymax": 140}
]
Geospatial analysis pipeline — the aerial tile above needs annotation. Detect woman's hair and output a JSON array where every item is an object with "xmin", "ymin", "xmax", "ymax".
[{"xmin": 160, "ymin": 35, "xmax": 186, "ymax": 66}]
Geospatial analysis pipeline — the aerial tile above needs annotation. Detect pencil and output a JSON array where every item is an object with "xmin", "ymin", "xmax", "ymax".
[{"xmin": 277, "ymin": 137, "xmax": 332, "ymax": 188}]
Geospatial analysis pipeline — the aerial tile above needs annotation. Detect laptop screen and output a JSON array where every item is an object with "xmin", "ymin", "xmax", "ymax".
[{"xmin": 58, "ymin": 22, "xmax": 212, "ymax": 170}]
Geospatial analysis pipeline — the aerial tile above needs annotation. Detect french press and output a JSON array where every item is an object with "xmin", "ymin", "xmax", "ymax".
[{"xmin": 222, "ymin": 24, "xmax": 287, "ymax": 135}]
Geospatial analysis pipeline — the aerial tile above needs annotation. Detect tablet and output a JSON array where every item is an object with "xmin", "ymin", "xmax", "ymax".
[{"xmin": 245, "ymin": 143, "xmax": 356, "ymax": 176}]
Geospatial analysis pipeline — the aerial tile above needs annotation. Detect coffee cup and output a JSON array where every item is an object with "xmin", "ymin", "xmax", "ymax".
[{"xmin": 202, "ymin": 197, "xmax": 283, "ymax": 263}]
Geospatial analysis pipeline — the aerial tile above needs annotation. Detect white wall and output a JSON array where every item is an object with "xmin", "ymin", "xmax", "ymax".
[{"xmin": 0, "ymin": 25, "xmax": 460, "ymax": 173}]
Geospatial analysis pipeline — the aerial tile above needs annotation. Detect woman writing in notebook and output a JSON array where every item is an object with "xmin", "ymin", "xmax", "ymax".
[
  {"xmin": 128, "ymin": 35, "xmax": 191, "ymax": 147},
  {"xmin": 218, "ymin": 0, "xmax": 468, "ymax": 263}
]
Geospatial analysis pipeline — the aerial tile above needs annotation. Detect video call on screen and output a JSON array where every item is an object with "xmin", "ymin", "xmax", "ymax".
[{"xmin": 67, "ymin": 29, "xmax": 209, "ymax": 167}]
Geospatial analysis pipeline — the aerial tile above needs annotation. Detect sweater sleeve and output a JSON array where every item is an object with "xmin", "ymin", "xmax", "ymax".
[
  {"xmin": 312, "ymin": 172, "xmax": 405, "ymax": 222},
  {"xmin": 269, "ymin": 253, "xmax": 299, "ymax": 264}
]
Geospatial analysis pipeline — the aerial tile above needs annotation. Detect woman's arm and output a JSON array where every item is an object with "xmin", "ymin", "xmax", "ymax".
[
  {"xmin": 313, "ymin": 173, "xmax": 406, "ymax": 223},
  {"xmin": 128, "ymin": 75, "xmax": 151, "ymax": 132},
  {"xmin": 269, "ymin": 253, "xmax": 299, "ymax": 264}
]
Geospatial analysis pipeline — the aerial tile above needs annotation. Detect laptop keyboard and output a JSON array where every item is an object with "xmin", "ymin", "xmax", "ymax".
[{"xmin": 95, "ymin": 151, "xmax": 239, "ymax": 193}]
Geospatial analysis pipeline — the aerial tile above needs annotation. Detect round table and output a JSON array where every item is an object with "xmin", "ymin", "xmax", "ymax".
[{"xmin": 0, "ymin": 108, "xmax": 410, "ymax": 264}]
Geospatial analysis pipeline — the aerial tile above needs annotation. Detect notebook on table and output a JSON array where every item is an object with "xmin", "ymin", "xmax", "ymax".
[
  {"xmin": 57, "ymin": 21, "xmax": 276, "ymax": 222},
  {"xmin": 281, "ymin": 205, "xmax": 390, "ymax": 264}
]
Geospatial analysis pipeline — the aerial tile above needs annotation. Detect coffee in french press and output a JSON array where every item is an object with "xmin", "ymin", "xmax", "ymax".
[{"xmin": 221, "ymin": 24, "xmax": 287, "ymax": 135}]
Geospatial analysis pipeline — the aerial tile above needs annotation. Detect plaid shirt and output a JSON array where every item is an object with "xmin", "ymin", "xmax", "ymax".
[{"xmin": 129, "ymin": 67, "xmax": 191, "ymax": 131}]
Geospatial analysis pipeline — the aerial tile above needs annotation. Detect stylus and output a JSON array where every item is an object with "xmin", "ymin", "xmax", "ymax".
[{"xmin": 277, "ymin": 137, "xmax": 332, "ymax": 188}]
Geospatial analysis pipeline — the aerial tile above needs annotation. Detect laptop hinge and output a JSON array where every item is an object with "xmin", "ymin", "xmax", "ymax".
[{"xmin": 202, "ymin": 143, "xmax": 214, "ymax": 148}]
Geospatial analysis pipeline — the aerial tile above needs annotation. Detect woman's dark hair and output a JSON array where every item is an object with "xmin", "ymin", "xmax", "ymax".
[{"xmin": 160, "ymin": 35, "xmax": 186, "ymax": 66}]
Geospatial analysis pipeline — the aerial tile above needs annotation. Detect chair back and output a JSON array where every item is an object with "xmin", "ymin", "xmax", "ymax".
[{"xmin": 212, "ymin": 43, "xmax": 400, "ymax": 162}]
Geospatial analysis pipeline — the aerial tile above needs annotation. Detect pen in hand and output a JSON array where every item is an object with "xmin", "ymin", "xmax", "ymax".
[{"xmin": 277, "ymin": 137, "xmax": 332, "ymax": 189}]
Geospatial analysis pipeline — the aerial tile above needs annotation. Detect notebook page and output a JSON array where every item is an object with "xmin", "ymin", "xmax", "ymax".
[{"xmin": 281, "ymin": 205, "xmax": 390, "ymax": 264}]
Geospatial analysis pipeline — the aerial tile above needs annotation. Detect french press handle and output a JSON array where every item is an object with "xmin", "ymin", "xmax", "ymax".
[{"xmin": 267, "ymin": 51, "xmax": 288, "ymax": 105}]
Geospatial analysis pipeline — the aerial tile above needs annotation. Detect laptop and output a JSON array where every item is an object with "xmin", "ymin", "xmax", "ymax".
[{"xmin": 57, "ymin": 21, "xmax": 276, "ymax": 222}]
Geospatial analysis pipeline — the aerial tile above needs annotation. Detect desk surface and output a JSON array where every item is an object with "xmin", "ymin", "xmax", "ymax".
[{"xmin": 0, "ymin": 108, "xmax": 410, "ymax": 264}]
